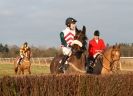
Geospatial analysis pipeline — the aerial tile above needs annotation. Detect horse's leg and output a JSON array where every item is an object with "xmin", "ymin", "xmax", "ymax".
[
  {"xmin": 18, "ymin": 68, "xmax": 21, "ymax": 75},
  {"xmin": 14, "ymin": 59, "xmax": 19, "ymax": 75},
  {"xmin": 50, "ymin": 58, "xmax": 56, "ymax": 74},
  {"xmin": 14, "ymin": 66, "xmax": 18, "ymax": 75},
  {"xmin": 22, "ymin": 69, "xmax": 24, "ymax": 75},
  {"xmin": 28, "ymin": 67, "xmax": 31, "ymax": 74}
]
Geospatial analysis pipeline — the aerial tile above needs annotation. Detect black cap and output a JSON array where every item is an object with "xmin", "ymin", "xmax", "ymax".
[
  {"xmin": 94, "ymin": 30, "xmax": 100, "ymax": 36},
  {"xmin": 24, "ymin": 42, "xmax": 28, "ymax": 45},
  {"xmin": 65, "ymin": 17, "xmax": 77, "ymax": 26}
]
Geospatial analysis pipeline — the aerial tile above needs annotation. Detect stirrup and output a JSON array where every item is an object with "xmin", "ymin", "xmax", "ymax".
[
  {"xmin": 59, "ymin": 66, "xmax": 65, "ymax": 71},
  {"xmin": 88, "ymin": 66, "xmax": 93, "ymax": 73}
]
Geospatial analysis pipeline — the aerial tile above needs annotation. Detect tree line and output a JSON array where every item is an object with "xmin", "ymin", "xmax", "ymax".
[
  {"xmin": 0, "ymin": 43, "xmax": 132, "ymax": 58},
  {"xmin": 0, "ymin": 44, "xmax": 61, "ymax": 58},
  {"xmin": 119, "ymin": 43, "xmax": 133, "ymax": 57}
]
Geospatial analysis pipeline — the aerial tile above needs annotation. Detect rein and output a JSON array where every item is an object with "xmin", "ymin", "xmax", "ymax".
[
  {"xmin": 101, "ymin": 50, "xmax": 120, "ymax": 72},
  {"xmin": 96, "ymin": 54, "xmax": 111, "ymax": 72}
]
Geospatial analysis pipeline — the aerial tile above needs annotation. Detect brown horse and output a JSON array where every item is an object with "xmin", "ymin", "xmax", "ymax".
[
  {"xmin": 50, "ymin": 26, "xmax": 88, "ymax": 74},
  {"xmin": 88, "ymin": 44, "xmax": 121, "ymax": 75},
  {"xmin": 14, "ymin": 48, "xmax": 32, "ymax": 75}
]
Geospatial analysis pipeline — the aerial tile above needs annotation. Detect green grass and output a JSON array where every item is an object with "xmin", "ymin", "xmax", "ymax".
[{"xmin": 0, "ymin": 64, "xmax": 50, "ymax": 77}]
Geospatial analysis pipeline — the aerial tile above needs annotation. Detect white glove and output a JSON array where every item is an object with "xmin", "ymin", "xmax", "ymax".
[
  {"xmin": 93, "ymin": 52, "xmax": 101, "ymax": 58},
  {"xmin": 71, "ymin": 40, "xmax": 83, "ymax": 47}
]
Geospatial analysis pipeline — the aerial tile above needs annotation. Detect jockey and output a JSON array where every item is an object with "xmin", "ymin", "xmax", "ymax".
[
  {"xmin": 87, "ymin": 30, "xmax": 106, "ymax": 69},
  {"xmin": 17, "ymin": 42, "xmax": 30, "ymax": 65},
  {"xmin": 59, "ymin": 17, "xmax": 78, "ymax": 70}
]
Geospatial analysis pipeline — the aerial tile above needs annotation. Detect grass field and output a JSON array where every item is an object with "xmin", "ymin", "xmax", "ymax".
[{"xmin": 0, "ymin": 64, "xmax": 50, "ymax": 77}]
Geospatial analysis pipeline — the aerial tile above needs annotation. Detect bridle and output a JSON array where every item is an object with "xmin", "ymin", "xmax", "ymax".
[
  {"xmin": 73, "ymin": 31, "xmax": 87, "ymax": 52},
  {"xmin": 98, "ymin": 49, "xmax": 120, "ymax": 72}
]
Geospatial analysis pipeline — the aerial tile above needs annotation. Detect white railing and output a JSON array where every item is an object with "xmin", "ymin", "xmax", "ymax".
[
  {"xmin": 120, "ymin": 57, "xmax": 133, "ymax": 59},
  {"xmin": 31, "ymin": 57, "xmax": 54, "ymax": 66},
  {"xmin": 0, "ymin": 57, "xmax": 54, "ymax": 66},
  {"xmin": 0, "ymin": 57, "xmax": 133, "ymax": 71},
  {"xmin": 120, "ymin": 57, "xmax": 133, "ymax": 71}
]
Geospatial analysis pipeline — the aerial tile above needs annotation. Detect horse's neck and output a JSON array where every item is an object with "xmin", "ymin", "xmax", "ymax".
[
  {"xmin": 24, "ymin": 55, "xmax": 30, "ymax": 61},
  {"xmin": 69, "ymin": 52, "xmax": 86, "ymax": 69},
  {"xmin": 102, "ymin": 50, "xmax": 112, "ymax": 67},
  {"xmin": 23, "ymin": 56, "xmax": 29, "ymax": 60},
  {"xmin": 25, "ymin": 51, "xmax": 31, "ymax": 59}
]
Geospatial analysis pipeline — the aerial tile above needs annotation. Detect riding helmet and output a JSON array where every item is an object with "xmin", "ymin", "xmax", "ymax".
[
  {"xmin": 65, "ymin": 17, "xmax": 77, "ymax": 27},
  {"xmin": 24, "ymin": 42, "xmax": 28, "ymax": 45},
  {"xmin": 94, "ymin": 30, "xmax": 100, "ymax": 36}
]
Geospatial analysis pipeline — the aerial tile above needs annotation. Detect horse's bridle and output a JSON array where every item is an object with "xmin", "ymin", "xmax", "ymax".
[{"xmin": 100, "ymin": 50, "xmax": 120, "ymax": 72}]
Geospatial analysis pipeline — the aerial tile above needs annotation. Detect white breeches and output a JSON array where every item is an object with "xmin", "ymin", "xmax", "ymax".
[
  {"xmin": 62, "ymin": 47, "xmax": 72, "ymax": 56},
  {"xmin": 20, "ymin": 54, "xmax": 24, "ymax": 58}
]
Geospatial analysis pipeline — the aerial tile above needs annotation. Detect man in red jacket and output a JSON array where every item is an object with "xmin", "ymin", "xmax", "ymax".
[{"xmin": 87, "ymin": 30, "xmax": 106, "ymax": 72}]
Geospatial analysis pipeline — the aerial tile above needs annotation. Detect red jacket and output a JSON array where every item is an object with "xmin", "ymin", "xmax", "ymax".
[{"xmin": 88, "ymin": 38, "xmax": 106, "ymax": 57}]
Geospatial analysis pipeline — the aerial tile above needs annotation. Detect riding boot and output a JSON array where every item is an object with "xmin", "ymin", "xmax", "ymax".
[
  {"xmin": 87, "ymin": 57, "xmax": 94, "ymax": 73},
  {"xmin": 59, "ymin": 55, "xmax": 69, "ymax": 71},
  {"xmin": 18, "ymin": 58, "xmax": 22, "ymax": 65}
]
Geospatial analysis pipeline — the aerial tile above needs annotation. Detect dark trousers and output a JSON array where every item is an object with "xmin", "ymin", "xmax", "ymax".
[{"xmin": 86, "ymin": 56, "xmax": 94, "ymax": 73}]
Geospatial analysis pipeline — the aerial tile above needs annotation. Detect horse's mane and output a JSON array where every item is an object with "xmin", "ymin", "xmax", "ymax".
[{"xmin": 103, "ymin": 46, "xmax": 112, "ymax": 53}]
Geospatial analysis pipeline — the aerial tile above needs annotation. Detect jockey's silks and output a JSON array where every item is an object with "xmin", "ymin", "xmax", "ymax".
[{"xmin": 60, "ymin": 27, "xmax": 76, "ymax": 47}]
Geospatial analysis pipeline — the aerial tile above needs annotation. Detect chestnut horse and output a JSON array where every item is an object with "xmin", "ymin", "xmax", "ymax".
[
  {"xmin": 50, "ymin": 26, "xmax": 88, "ymax": 74},
  {"xmin": 14, "ymin": 48, "xmax": 31, "ymax": 75},
  {"xmin": 87, "ymin": 44, "xmax": 121, "ymax": 74}
]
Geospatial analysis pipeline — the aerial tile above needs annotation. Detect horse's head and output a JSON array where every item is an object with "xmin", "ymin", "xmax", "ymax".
[
  {"xmin": 75, "ymin": 26, "xmax": 87, "ymax": 47},
  {"xmin": 71, "ymin": 26, "xmax": 87, "ymax": 52},
  {"xmin": 111, "ymin": 44, "xmax": 121, "ymax": 62},
  {"xmin": 103, "ymin": 44, "xmax": 121, "ymax": 62},
  {"xmin": 102, "ymin": 44, "xmax": 121, "ymax": 72}
]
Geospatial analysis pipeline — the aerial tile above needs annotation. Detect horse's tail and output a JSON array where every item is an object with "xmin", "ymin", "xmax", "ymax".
[
  {"xmin": 15, "ymin": 66, "xmax": 18, "ymax": 74},
  {"xmin": 50, "ymin": 58, "xmax": 55, "ymax": 74},
  {"xmin": 14, "ymin": 57, "xmax": 19, "ymax": 74}
]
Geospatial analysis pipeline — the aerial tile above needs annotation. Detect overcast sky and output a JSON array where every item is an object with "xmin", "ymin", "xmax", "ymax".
[{"xmin": 0, "ymin": 0, "xmax": 132, "ymax": 47}]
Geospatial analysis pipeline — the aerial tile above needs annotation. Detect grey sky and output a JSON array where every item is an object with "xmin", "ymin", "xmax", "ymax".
[{"xmin": 0, "ymin": 0, "xmax": 132, "ymax": 47}]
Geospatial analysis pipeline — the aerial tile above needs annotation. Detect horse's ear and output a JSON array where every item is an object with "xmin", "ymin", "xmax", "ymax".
[
  {"xmin": 114, "ymin": 43, "xmax": 120, "ymax": 49},
  {"xmin": 82, "ymin": 26, "xmax": 86, "ymax": 34},
  {"xmin": 76, "ymin": 27, "xmax": 80, "ymax": 34}
]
